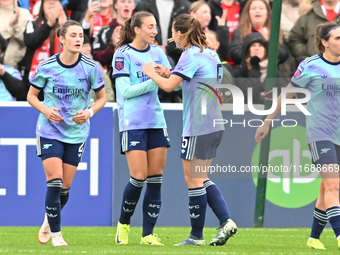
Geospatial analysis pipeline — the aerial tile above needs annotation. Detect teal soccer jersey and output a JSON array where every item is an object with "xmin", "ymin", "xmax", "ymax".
[
  {"xmin": 172, "ymin": 46, "xmax": 225, "ymax": 137},
  {"xmin": 291, "ymin": 54, "xmax": 340, "ymax": 145},
  {"xmin": 29, "ymin": 53, "xmax": 105, "ymax": 144},
  {"xmin": 112, "ymin": 44, "xmax": 171, "ymax": 132}
]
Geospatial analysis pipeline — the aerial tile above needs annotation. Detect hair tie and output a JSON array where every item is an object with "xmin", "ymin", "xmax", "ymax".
[{"xmin": 323, "ymin": 26, "xmax": 340, "ymax": 39}]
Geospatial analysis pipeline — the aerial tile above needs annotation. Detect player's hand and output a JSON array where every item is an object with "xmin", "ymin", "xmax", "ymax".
[
  {"xmin": 254, "ymin": 124, "xmax": 269, "ymax": 143},
  {"xmin": 72, "ymin": 110, "xmax": 90, "ymax": 124},
  {"xmin": 155, "ymin": 64, "xmax": 171, "ymax": 78},
  {"xmin": 142, "ymin": 62, "xmax": 156, "ymax": 77},
  {"xmin": 43, "ymin": 107, "xmax": 64, "ymax": 124}
]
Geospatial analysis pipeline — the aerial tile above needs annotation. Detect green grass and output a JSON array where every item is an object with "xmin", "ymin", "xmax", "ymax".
[{"xmin": 0, "ymin": 227, "xmax": 338, "ymax": 254}]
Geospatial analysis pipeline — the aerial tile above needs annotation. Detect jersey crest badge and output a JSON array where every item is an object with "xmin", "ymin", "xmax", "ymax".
[
  {"xmin": 293, "ymin": 66, "xmax": 304, "ymax": 78},
  {"xmin": 115, "ymin": 57, "xmax": 124, "ymax": 71}
]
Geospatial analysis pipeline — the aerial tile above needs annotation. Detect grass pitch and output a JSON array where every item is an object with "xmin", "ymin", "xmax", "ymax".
[{"xmin": 0, "ymin": 227, "xmax": 338, "ymax": 254}]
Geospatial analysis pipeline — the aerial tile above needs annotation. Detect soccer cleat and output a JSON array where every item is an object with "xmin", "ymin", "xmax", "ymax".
[
  {"xmin": 209, "ymin": 219, "xmax": 238, "ymax": 246},
  {"xmin": 115, "ymin": 221, "xmax": 130, "ymax": 244},
  {"xmin": 140, "ymin": 234, "xmax": 164, "ymax": 245},
  {"xmin": 306, "ymin": 238, "xmax": 326, "ymax": 250},
  {"xmin": 38, "ymin": 213, "xmax": 52, "ymax": 244},
  {"xmin": 174, "ymin": 238, "xmax": 205, "ymax": 246},
  {"xmin": 52, "ymin": 233, "xmax": 68, "ymax": 246}
]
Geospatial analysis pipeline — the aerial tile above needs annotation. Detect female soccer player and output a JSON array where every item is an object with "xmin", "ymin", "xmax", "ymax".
[
  {"xmin": 142, "ymin": 14, "xmax": 238, "ymax": 246},
  {"xmin": 112, "ymin": 11, "xmax": 172, "ymax": 245},
  {"xmin": 255, "ymin": 22, "xmax": 340, "ymax": 250},
  {"xmin": 27, "ymin": 20, "xmax": 106, "ymax": 246}
]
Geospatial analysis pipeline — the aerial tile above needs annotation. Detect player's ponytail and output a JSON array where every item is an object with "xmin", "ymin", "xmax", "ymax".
[
  {"xmin": 116, "ymin": 11, "xmax": 153, "ymax": 49},
  {"xmin": 168, "ymin": 14, "xmax": 213, "ymax": 52},
  {"xmin": 315, "ymin": 21, "xmax": 340, "ymax": 53}
]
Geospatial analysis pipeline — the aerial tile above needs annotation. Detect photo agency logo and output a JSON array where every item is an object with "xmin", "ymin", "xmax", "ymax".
[
  {"xmin": 198, "ymin": 82, "xmax": 222, "ymax": 113},
  {"xmin": 200, "ymin": 84, "xmax": 312, "ymax": 128}
]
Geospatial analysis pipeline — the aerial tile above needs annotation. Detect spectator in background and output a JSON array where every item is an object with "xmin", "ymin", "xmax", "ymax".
[
  {"xmin": 19, "ymin": 0, "xmax": 67, "ymax": 83},
  {"xmin": 66, "ymin": 0, "xmax": 88, "ymax": 22},
  {"xmin": 0, "ymin": 34, "xmax": 25, "ymax": 101},
  {"xmin": 92, "ymin": 0, "xmax": 135, "ymax": 70},
  {"xmin": 82, "ymin": 0, "xmax": 114, "ymax": 41},
  {"xmin": 0, "ymin": 0, "xmax": 32, "ymax": 69},
  {"xmin": 189, "ymin": 1, "xmax": 230, "ymax": 61},
  {"xmin": 229, "ymin": 0, "xmax": 289, "ymax": 66},
  {"xmin": 208, "ymin": 0, "xmax": 241, "ymax": 40},
  {"xmin": 205, "ymin": 30, "xmax": 234, "ymax": 103},
  {"xmin": 81, "ymin": 34, "xmax": 115, "ymax": 102},
  {"xmin": 17, "ymin": 0, "xmax": 68, "ymax": 15},
  {"xmin": 289, "ymin": 0, "xmax": 340, "ymax": 59},
  {"xmin": 233, "ymin": 32, "xmax": 288, "ymax": 104},
  {"xmin": 134, "ymin": 0, "xmax": 191, "ymax": 63},
  {"xmin": 281, "ymin": 0, "xmax": 301, "ymax": 41}
]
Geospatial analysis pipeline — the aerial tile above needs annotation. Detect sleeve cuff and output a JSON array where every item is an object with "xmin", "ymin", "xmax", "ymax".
[
  {"xmin": 172, "ymin": 71, "xmax": 190, "ymax": 81},
  {"xmin": 30, "ymin": 83, "xmax": 43, "ymax": 90},
  {"xmin": 93, "ymin": 84, "xmax": 105, "ymax": 92},
  {"xmin": 290, "ymin": 80, "xmax": 302, "ymax": 88},
  {"xmin": 112, "ymin": 73, "xmax": 130, "ymax": 79},
  {"xmin": 82, "ymin": 20, "xmax": 91, "ymax": 29}
]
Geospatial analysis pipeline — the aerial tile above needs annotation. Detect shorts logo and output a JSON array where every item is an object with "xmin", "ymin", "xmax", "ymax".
[
  {"xmin": 42, "ymin": 144, "xmax": 52, "ymax": 149},
  {"xmin": 115, "ymin": 57, "xmax": 124, "ymax": 71},
  {"xmin": 181, "ymin": 149, "xmax": 185, "ymax": 153},
  {"xmin": 130, "ymin": 141, "xmax": 140, "ymax": 146},
  {"xmin": 320, "ymin": 148, "xmax": 331, "ymax": 154},
  {"xmin": 294, "ymin": 66, "xmax": 304, "ymax": 78}
]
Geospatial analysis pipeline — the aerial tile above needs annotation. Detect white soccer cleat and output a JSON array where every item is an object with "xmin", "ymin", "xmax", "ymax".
[
  {"xmin": 38, "ymin": 213, "xmax": 51, "ymax": 244},
  {"xmin": 52, "ymin": 232, "xmax": 68, "ymax": 246}
]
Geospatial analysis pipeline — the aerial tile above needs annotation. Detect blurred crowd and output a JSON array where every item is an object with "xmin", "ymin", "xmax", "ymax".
[{"xmin": 0, "ymin": 0, "xmax": 337, "ymax": 103}]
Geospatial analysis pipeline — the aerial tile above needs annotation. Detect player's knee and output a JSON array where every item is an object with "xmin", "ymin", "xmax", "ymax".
[
  {"xmin": 324, "ymin": 180, "xmax": 339, "ymax": 194},
  {"xmin": 184, "ymin": 175, "xmax": 202, "ymax": 189}
]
